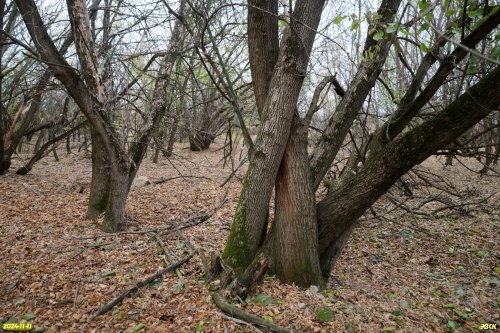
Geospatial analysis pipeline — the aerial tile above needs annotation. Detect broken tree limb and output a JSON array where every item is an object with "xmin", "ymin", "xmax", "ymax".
[
  {"xmin": 211, "ymin": 291, "xmax": 301, "ymax": 333},
  {"xmin": 89, "ymin": 251, "xmax": 196, "ymax": 320}
]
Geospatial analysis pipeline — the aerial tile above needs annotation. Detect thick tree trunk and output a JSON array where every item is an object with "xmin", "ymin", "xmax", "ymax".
[
  {"xmin": 271, "ymin": 114, "xmax": 323, "ymax": 286},
  {"xmin": 223, "ymin": 0, "xmax": 327, "ymax": 273},
  {"xmin": 86, "ymin": 131, "xmax": 111, "ymax": 219},
  {"xmin": 101, "ymin": 163, "xmax": 130, "ymax": 232}
]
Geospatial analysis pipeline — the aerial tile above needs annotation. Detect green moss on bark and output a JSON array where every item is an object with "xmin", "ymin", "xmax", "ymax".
[
  {"xmin": 222, "ymin": 205, "xmax": 255, "ymax": 274},
  {"xmin": 86, "ymin": 195, "xmax": 108, "ymax": 219}
]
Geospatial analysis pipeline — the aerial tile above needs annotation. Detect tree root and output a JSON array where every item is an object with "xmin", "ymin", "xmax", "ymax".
[
  {"xmin": 211, "ymin": 291, "xmax": 301, "ymax": 333},
  {"xmin": 233, "ymin": 252, "xmax": 269, "ymax": 299}
]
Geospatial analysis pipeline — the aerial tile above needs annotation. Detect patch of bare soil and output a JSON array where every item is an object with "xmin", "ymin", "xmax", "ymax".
[{"xmin": 1, "ymin": 143, "xmax": 498, "ymax": 333}]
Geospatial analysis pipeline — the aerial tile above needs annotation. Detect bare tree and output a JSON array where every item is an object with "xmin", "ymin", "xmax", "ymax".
[{"xmin": 15, "ymin": 0, "xmax": 188, "ymax": 231}]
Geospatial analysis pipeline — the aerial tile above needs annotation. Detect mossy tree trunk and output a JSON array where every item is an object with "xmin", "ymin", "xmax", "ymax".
[
  {"xmin": 223, "ymin": 0, "xmax": 327, "ymax": 275},
  {"xmin": 222, "ymin": 0, "xmax": 500, "ymax": 290},
  {"xmin": 316, "ymin": 66, "xmax": 500, "ymax": 276},
  {"xmin": 16, "ymin": 0, "xmax": 187, "ymax": 232}
]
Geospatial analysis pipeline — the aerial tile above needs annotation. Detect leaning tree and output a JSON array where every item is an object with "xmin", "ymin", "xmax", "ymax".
[{"xmin": 220, "ymin": 0, "xmax": 500, "ymax": 289}]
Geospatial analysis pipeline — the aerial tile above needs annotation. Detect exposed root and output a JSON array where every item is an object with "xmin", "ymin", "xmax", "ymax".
[{"xmin": 233, "ymin": 252, "xmax": 269, "ymax": 299}]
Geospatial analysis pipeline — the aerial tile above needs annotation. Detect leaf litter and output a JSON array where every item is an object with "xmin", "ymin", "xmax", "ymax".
[{"xmin": 0, "ymin": 142, "xmax": 498, "ymax": 332}]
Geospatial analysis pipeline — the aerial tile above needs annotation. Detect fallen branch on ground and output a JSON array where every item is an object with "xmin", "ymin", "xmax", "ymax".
[
  {"xmin": 211, "ymin": 291, "xmax": 300, "ymax": 333},
  {"xmin": 72, "ymin": 191, "xmax": 228, "ymax": 240},
  {"xmin": 153, "ymin": 175, "xmax": 211, "ymax": 184},
  {"xmin": 216, "ymin": 312, "xmax": 264, "ymax": 333},
  {"xmin": 89, "ymin": 252, "xmax": 196, "ymax": 320}
]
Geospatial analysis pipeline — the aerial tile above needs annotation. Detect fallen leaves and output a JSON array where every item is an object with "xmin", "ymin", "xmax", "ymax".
[{"xmin": 0, "ymin": 148, "xmax": 498, "ymax": 332}]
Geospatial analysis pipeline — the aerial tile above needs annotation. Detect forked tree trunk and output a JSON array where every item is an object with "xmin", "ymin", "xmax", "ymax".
[
  {"xmin": 222, "ymin": 0, "xmax": 327, "ymax": 274},
  {"xmin": 16, "ymin": 0, "xmax": 187, "ymax": 232},
  {"xmin": 223, "ymin": 0, "xmax": 499, "ymax": 288},
  {"xmin": 223, "ymin": 0, "xmax": 399, "ymax": 282}
]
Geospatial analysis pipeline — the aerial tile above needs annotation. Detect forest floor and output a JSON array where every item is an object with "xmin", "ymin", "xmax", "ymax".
[{"xmin": 0, "ymin": 141, "xmax": 499, "ymax": 333}]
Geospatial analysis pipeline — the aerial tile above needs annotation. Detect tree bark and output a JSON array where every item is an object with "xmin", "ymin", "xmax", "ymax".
[
  {"xmin": 271, "ymin": 114, "xmax": 323, "ymax": 286},
  {"xmin": 248, "ymin": 0, "xmax": 279, "ymax": 117},
  {"xmin": 223, "ymin": 0, "xmax": 327, "ymax": 273},
  {"xmin": 101, "ymin": 163, "xmax": 130, "ymax": 232},
  {"xmin": 370, "ymin": 9, "xmax": 500, "ymax": 150},
  {"xmin": 86, "ymin": 130, "xmax": 111, "ymax": 219}
]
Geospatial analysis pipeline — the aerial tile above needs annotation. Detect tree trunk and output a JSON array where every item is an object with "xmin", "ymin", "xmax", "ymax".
[
  {"xmin": 270, "ymin": 114, "xmax": 323, "ymax": 286},
  {"xmin": 479, "ymin": 145, "xmax": 493, "ymax": 174},
  {"xmin": 189, "ymin": 131, "xmax": 214, "ymax": 151},
  {"xmin": 248, "ymin": 0, "xmax": 279, "ymax": 117},
  {"xmin": 0, "ymin": 142, "xmax": 10, "ymax": 175},
  {"xmin": 101, "ymin": 163, "xmax": 130, "ymax": 232},
  {"xmin": 223, "ymin": 0, "xmax": 327, "ymax": 274},
  {"xmin": 317, "ymin": 65, "xmax": 500, "ymax": 277},
  {"xmin": 86, "ymin": 130, "xmax": 111, "ymax": 219},
  {"xmin": 0, "ymin": 102, "xmax": 10, "ymax": 174}
]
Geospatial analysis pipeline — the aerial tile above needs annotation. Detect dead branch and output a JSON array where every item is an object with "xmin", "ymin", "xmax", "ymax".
[
  {"xmin": 211, "ymin": 291, "xmax": 301, "ymax": 333},
  {"xmin": 151, "ymin": 232, "xmax": 185, "ymax": 282},
  {"xmin": 89, "ymin": 252, "xmax": 196, "ymax": 320},
  {"xmin": 72, "ymin": 191, "xmax": 228, "ymax": 240},
  {"xmin": 16, "ymin": 121, "xmax": 87, "ymax": 175},
  {"xmin": 153, "ymin": 175, "xmax": 211, "ymax": 184},
  {"xmin": 220, "ymin": 154, "xmax": 248, "ymax": 187},
  {"xmin": 216, "ymin": 312, "xmax": 264, "ymax": 333},
  {"xmin": 156, "ymin": 190, "xmax": 228, "ymax": 238}
]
